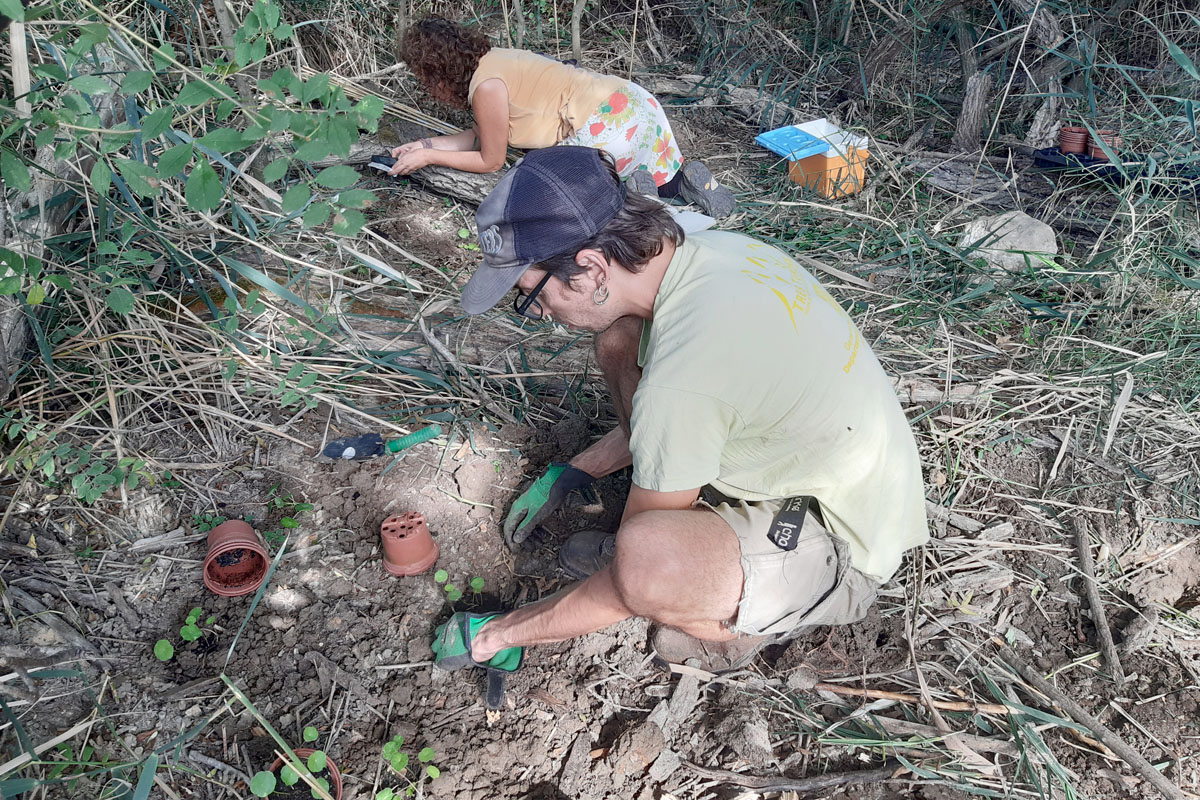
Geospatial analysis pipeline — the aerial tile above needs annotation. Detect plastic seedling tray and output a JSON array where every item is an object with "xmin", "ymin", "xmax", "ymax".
[{"xmin": 756, "ymin": 118, "xmax": 870, "ymax": 161}]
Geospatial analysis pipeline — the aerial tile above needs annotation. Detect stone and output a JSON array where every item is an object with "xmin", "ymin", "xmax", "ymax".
[
  {"xmin": 958, "ymin": 211, "xmax": 1058, "ymax": 271},
  {"xmin": 609, "ymin": 721, "xmax": 665, "ymax": 784}
]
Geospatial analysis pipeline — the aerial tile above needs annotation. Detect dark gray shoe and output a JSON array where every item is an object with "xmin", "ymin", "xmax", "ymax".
[
  {"xmin": 679, "ymin": 161, "xmax": 736, "ymax": 218},
  {"xmin": 559, "ymin": 529, "xmax": 616, "ymax": 580},
  {"xmin": 626, "ymin": 169, "xmax": 659, "ymax": 198}
]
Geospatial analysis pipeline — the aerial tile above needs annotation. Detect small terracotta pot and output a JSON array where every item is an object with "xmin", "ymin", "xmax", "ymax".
[
  {"xmin": 1058, "ymin": 126, "xmax": 1089, "ymax": 154},
  {"xmin": 203, "ymin": 521, "xmax": 269, "ymax": 597},
  {"xmin": 380, "ymin": 512, "xmax": 438, "ymax": 576},
  {"xmin": 1088, "ymin": 130, "xmax": 1122, "ymax": 161},
  {"xmin": 269, "ymin": 748, "xmax": 343, "ymax": 800}
]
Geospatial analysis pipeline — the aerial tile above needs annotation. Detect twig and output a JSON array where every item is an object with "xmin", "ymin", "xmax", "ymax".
[
  {"xmin": 683, "ymin": 760, "xmax": 903, "ymax": 791},
  {"xmin": 1070, "ymin": 517, "xmax": 1124, "ymax": 686},
  {"xmin": 187, "ymin": 751, "xmax": 252, "ymax": 788},
  {"xmin": 996, "ymin": 648, "xmax": 1185, "ymax": 800}
]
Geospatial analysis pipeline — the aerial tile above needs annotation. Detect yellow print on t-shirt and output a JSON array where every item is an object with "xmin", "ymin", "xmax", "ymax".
[{"xmin": 740, "ymin": 246, "xmax": 861, "ymax": 373}]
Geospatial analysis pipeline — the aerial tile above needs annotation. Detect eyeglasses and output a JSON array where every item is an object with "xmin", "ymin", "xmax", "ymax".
[{"xmin": 513, "ymin": 272, "xmax": 553, "ymax": 320}]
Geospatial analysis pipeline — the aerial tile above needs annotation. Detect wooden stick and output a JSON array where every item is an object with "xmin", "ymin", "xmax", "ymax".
[
  {"xmin": 1071, "ymin": 517, "xmax": 1125, "ymax": 686},
  {"xmin": 684, "ymin": 760, "xmax": 903, "ymax": 792},
  {"xmin": 813, "ymin": 682, "xmax": 1011, "ymax": 715},
  {"xmin": 997, "ymin": 649, "xmax": 1185, "ymax": 800}
]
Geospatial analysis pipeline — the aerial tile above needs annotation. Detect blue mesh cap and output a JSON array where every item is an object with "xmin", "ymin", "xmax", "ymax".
[{"xmin": 461, "ymin": 147, "xmax": 626, "ymax": 314}]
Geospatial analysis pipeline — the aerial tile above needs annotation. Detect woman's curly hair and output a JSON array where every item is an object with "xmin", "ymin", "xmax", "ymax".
[{"xmin": 399, "ymin": 16, "xmax": 492, "ymax": 109}]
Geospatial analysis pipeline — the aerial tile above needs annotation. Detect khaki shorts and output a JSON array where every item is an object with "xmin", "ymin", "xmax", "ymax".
[{"xmin": 700, "ymin": 496, "xmax": 880, "ymax": 637}]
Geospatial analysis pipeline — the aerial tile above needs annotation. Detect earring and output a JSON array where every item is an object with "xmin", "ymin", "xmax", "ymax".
[{"xmin": 592, "ymin": 283, "xmax": 610, "ymax": 305}]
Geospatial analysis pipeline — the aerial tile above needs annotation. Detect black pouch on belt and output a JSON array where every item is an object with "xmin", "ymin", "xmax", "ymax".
[{"xmin": 767, "ymin": 495, "xmax": 815, "ymax": 551}]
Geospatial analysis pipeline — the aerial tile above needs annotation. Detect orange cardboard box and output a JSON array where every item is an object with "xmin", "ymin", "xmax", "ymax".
[{"xmin": 788, "ymin": 146, "xmax": 870, "ymax": 199}]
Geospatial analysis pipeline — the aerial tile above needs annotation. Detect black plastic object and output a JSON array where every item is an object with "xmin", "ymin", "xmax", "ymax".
[
  {"xmin": 485, "ymin": 668, "xmax": 506, "ymax": 710},
  {"xmin": 323, "ymin": 433, "xmax": 386, "ymax": 460},
  {"xmin": 369, "ymin": 154, "xmax": 397, "ymax": 172},
  {"xmin": 1031, "ymin": 147, "xmax": 1127, "ymax": 181}
]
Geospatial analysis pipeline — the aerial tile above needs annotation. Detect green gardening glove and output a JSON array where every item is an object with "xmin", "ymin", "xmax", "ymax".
[
  {"xmin": 431, "ymin": 612, "xmax": 523, "ymax": 673},
  {"xmin": 503, "ymin": 463, "xmax": 597, "ymax": 550}
]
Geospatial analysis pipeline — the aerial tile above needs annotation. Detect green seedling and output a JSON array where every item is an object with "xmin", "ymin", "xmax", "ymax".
[
  {"xmin": 192, "ymin": 512, "xmax": 226, "ymax": 532},
  {"xmin": 376, "ymin": 734, "xmax": 441, "ymax": 798},
  {"xmin": 154, "ymin": 606, "xmax": 216, "ymax": 661}
]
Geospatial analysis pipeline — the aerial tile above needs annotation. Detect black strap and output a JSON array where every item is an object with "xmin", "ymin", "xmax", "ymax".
[{"xmin": 767, "ymin": 496, "xmax": 813, "ymax": 551}]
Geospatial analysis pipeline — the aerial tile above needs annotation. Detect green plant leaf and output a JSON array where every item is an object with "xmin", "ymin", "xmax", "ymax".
[
  {"xmin": 469, "ymin": 577, "xmax": 485, "ymax": 592},
  {"xmin": 445, "ymin": 588, "xmax": 462, "ymax": 602},
  {"xmin": 115, "ymin": 158, "xmax": 161, "ymax": 198},
  {"xmin": 332, "ymin": 209, "xmax": 365, "ymax": 236},
  {"xmin": 273, "ymin": 23, "xmax": 294, "ymax": 39},
  {"xmin": 336, "ymin": 189, "xmax": 375, "ymax": 209},
  {"xmin": 306, "ymin": 750, "xmax": 326, "ymax": 773},
  {"xmin": 314, "ymin": 165, "xmax": 358, "ymax": 189},
  {"xmin": 376, "ymin": 789, "xmax": 394, "ymax": 800},
  {"xmin": 140, "ymin": 107, "xmax": 173, "ymax": 140},
  {"xmin": 425, "ymin": 765, "xmax": 440, "ymax": 780},
  {"xmin": 390, "ymin": 752, "xmax": 408, "ymax": 772},
  {"xmin": 263, "ymin": 1, "xmax": 280, "ymax": 29},
  {"xmin": 433, "ymin": 569, "xmax": 448, "ymax": 584},
  {"xmin": 90, "ymin": 160, "xmax": 112, "ymax": 196},
  {"xmin": 280, "ymin": 517, "xmax": 299, "ymax": 528},
  {"xmin": 185, "ymin": 160, "xmax": 222, "ymax": 212},
  {"xmin": 303, "ymin": 725, "xmax": 319, "ymax": 742},
  {"xmin": 69, "ymin": 75, "xmax": 111, "ymax": 96},
  {"xmin": 157, "ymin": 144, "xmax": 193, "ymax": 178},
  {"xmin": 310, "ymin": 777, "xmax": 330, "ymax": 800},
  {"xmin": 153, "ymin": 639, "xmax": 174, "ymax": 661},
  {"xmin": 301, "ymin": 73, "xmax": 330, "ymax": 103},
  {"xmin": 249, "ymin": 771, "xmax": 277, "ymax": 797},
  {"xmin": 176, "ymin": 81, "xmax": 218, "ymax": 106},
  {"xmin": 302, "ymin": 201, "xmax": 331, "ymax": 228},
  {"xmin": 25, "ymin": 283, "xmax": 45, "ymax": 305},
  {"xmin": 294, "ymin": 139, "xmax": 333, "ymax": 162},
  {"xmin": 0, "ymin": 0, "xmax": 25, "ymax": 22},
  {"xmin": 107, "ymin": 287, "xmax": 135, "ymax": 314},
  {"xmin": 281, "ymin": 184, "xmax": 310, "ymax": 214},
  {"xmin": 121, "ymin": 71, "xmax": 154, "ymax": 94},
  {"xmin": 280, "ymin": 764, "xmax": 299, "ymax": 786},
  {"xmin": 417, "ymin": 747, "xmax": 435, "ymax": 763},
  {"xmin": 264, "ymin": 158, "xmax": 289, "ymax": 183},
  {"xmin": 1, "ymin": 149, "xmax": 31, "ymax": 193},
  {"xmin": 197, "ymin": 127, "xmax": 252, "ymax": 154},
  {"xmin": 179, "ymin": 624, "xmax": 201, "ymax": 642}
]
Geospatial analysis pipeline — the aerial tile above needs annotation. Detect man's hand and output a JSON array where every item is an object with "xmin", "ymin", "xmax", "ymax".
[
  {"xmin": 503, "ymin": 463, "xmax": 597, "ymax": 550},
  {"xmin": 432, "ymin": 612, "xmax": 523, "ymax": 672}
]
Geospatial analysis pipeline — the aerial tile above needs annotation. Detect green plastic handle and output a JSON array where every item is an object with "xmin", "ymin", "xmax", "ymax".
[{"xmin": 385, "ymin": 425, "xmax": 442, "ymax": 454}]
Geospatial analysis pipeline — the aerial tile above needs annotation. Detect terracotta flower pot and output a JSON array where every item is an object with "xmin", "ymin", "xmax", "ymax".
[
  {"xmin": 1088, "ymin": 130, "xmax": 1122, "ymax": 161},
  {"xmin": 1058, "ymin": 126, "xmax": 1089, "ymax": 154},
  {"xmin": 203, "ymin": 520, "xmax": 269, "ymax": 597},
  {"xmin": 380, "ymin": 512, "xmax": 438, "ymax": 576},
  {"xmin": 268, "ymin": 748, "xmax": 343, "ymax": 800}
]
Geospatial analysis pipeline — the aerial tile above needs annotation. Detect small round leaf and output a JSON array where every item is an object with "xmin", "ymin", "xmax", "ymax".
[
  {"xmin": 249, "ymin": 770, "xmax": 277, "ymax": 797},
  {"xmin": 417, "ymin": 747, "xmax": 435, "ymax": 763},
  {"xmin": 433, "ymin": 569, "xmax": 448, "ymax": 584},
  {"xmin": 425, "ymin": 765, "xmax": 441, "ymax": 780},
  {"xmin": 307, "ymin": 749, "xmax": 326, "ymax": 773},
  {"xmin": 303, "ymin": 725, "xmax": 319, "ymax": 742},
  {"xmin": 153, "ymin": 639, "xmax": 174, "ymax": 661},
  {"xmin": 469, "ymin": 577, "xmax": 485, "ymax": 592},
  {"xmin": 281, "ymin": 764, "xmax": 299, "ymax": 786}
]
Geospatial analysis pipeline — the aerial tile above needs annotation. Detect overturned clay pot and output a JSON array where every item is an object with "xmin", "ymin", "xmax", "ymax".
[
  {"xmin": 203, "ymin": 520, "xmax": 269, "ymax": 597},
  {"xmin": 268, "ymin": 748, "xmax": 344, "ymax": 800},
  {"xmin": 1058, "ymin": 125, "xmax": 1089, "ymax": 154},
  {"xmin": 380, "ymin": 512, "xmax": 439, "ymax": 577}
]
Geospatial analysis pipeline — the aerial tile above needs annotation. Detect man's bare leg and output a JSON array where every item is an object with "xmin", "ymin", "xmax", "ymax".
[{"xmin": 471, "ymin": 507, "xmax": 744, "ymax": 661}]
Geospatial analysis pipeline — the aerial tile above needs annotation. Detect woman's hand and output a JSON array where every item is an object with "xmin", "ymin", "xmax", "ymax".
[{"xmin": 388, "ymin": 143, "xmax": 432, "ymax": 176}]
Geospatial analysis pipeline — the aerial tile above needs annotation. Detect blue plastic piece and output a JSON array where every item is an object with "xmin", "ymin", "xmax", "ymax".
[{"xmin": 754, "ymin": 127, "xmax": 830, "ymax": 161}]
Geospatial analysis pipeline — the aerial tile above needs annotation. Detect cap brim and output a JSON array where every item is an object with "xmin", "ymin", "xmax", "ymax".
[{"xmin": 460, "ymin": 260, "xmax": 532, "ymax": 315}]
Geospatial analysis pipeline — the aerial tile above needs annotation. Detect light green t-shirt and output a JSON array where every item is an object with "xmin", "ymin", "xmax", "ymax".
[{"xmin": 630, "ymin": 231, "xmax": 928, "ymax": 581}]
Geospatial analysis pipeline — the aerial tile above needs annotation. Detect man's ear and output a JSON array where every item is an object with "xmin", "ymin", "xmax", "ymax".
[{"xmin": 575, "ymin": 248, "xmax": 610, "ymax": 287}]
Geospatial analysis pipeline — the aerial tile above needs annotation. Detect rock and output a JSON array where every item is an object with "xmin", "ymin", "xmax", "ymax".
[
  {"xmin": 609, "ymin": 721, "xmax": 665, "ymax": 784},
  {"xmin": 556, "ymin": 732, "xmax": 593, "ymax": 797},
  {"xmin": 455, "ymin": 459, "xmax": 496, "ymax": 504},
  {"xmin": 785, "ymin": 664, "xmax": 819, "ymax": 691},
  {"xmin": 958, "ymin": 211, "xmax": 1058, "ymax": 271},
  {"xmin": 714, "ymin": 700, "xmax": 773, "ymax": 767},
  {"xmin": 647, "ymin": 749, "xmax": 681, "ymax": 783}
]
